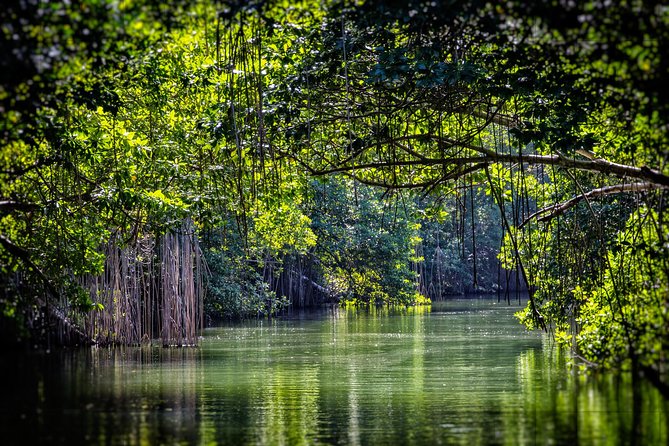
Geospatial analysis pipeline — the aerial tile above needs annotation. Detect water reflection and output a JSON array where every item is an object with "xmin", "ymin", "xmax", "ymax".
[
  {"xmin": 1, "ymin": 299, "xmax": 667, "ymax": 445},
  {"xmin": 512, "ymin": 339, "xmax": 669, "ymax": 446}
]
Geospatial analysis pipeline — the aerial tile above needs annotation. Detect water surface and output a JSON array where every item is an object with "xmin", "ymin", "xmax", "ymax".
[{"xmin": 2, "ymin": 298, "xmax": 667, "ymax": 445}]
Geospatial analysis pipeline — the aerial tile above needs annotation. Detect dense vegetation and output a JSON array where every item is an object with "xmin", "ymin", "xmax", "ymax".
[{"xmin": 1, "ymin": 1, "xmax": 667, "ymax": 393}]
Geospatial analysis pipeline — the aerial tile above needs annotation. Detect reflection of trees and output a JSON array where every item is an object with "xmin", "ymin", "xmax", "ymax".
[
  {"xmin": 510, "ymin": 341, "xmax": 668, "ymax": 445},
  {"xmin": 9, "ymin": 305, "xmax": 667, "ymax": 445},
  {"xmin": 195, "ymin": 322, "xmax": 327, "ymax": 445},
  {"xmin": 252, "ymin": 363, "xmax": 321, "ymax": 445},
  {"xmin": 85, "ymin": 347, "xmax": 203, "ymax": 445},
  {"xmin": 3, "ymin": 347, "xmax": 204, "ymax": 445},
  {"xmin": 314, "ymin": 306, "xmax": 439, "ymax": 444}
]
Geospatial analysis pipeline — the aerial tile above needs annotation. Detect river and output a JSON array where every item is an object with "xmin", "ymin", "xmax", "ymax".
[{"xmin": 1, "ymin": 298, "xmax": 667, "ymax": 445}]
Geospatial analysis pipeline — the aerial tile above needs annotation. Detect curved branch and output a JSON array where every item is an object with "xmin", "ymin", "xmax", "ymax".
[{"xmin": 520, "ymin": 182, "xmax": 669, "ymax": 228}]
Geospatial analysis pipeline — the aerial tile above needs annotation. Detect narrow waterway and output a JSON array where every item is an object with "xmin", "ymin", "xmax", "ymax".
[{"xmin": 2, "ymin": 298, "xmax": 667, "ymax": 445}]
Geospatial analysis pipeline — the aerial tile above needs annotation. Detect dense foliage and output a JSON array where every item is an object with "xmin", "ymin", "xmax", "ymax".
[
  {"xmin": 290, "ymin": 0, "xmax": 668, "ymax": 393},
  {"xmin": 0, "ymin": 0, "xmax": 667, "ymax": 394}
]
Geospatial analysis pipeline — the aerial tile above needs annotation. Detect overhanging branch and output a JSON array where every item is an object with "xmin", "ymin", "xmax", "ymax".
[
  {"xmin": 308, "ymin": 134, "xmax": 669, "ymax": 187},
  {"xmin": 520, "ymin": 182, "xmax": 669, "ymax": 228},
  {"xmin": 0, "ymin": 200, "xmax": 41, "ymax": 213}
]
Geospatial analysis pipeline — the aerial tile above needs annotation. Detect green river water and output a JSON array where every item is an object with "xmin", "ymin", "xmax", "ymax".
[{"xmin": 1, "ymin": 298, "xmax": 667, "ymax": 445}]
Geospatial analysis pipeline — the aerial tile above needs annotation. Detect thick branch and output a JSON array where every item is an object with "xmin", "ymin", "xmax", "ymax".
[
  {"xmin": 310, "ymin": 136, "xmax": 669, "ymax": 187},
  {"xmin": 312, "ymin": 157, "xmax": 479, "ymax": 175},
  {"xmin": 520, "ymin": 182, "xmax": 668, "ymax": 228},
  {"xmin": 454, "ymin": 141, "xmax": 669, "ymax": 187},
  {"xmin": 0, "ymin": 200, "xmax": 41, "ymax": 213},
  {"xmin": 0, "ymin": 187, "xmax": 97, "ymax": 215}
]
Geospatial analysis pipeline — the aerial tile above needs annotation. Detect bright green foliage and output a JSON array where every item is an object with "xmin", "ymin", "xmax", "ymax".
[
  {"xmin": 551, "ymin": 208, "xmax": 669, "ymax": 373},
  {"xmin": 250, "ymin": 193, "xmax": 317, "ymax": 258},
  {"xmin": 0, "ymin": 1, "xmax": 192, "ymax": 336}
]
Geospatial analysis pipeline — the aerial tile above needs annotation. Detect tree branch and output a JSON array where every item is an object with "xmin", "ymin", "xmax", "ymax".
[
  {"xmin": 520, "ymin": 182, "xmax": 669, "ymax": 228},
  {"xmin": 0, "ymin": 200, "xmax": 41, "ymax": 213},
  {"xmin": 309, "ymin": 135, "xmax": 669, "ymax": 187}
]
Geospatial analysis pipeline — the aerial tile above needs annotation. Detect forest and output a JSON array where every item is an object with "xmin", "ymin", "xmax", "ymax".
[{"xmin": 1, "ymin": 0, "xmax": 667, "ymax": 399}]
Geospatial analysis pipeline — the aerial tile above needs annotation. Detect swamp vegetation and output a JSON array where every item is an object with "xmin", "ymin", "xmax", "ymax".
[{"xmin": 1, "ymin": 0, "xmax": 668, "ymax": 420}]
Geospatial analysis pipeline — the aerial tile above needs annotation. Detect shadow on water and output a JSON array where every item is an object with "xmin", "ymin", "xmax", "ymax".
[
  {"xmin": 1, "ymin": 347, "xmax": 204, "ymax": 445},
  {"xmin": 1, "ymin": 297, "xmax": 667, "ymax": 445}
]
